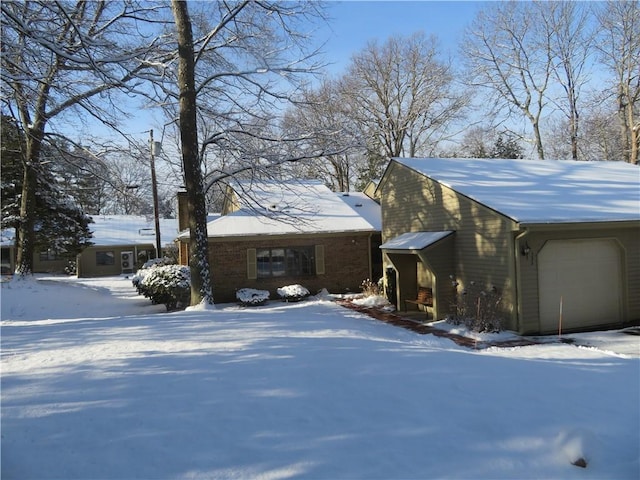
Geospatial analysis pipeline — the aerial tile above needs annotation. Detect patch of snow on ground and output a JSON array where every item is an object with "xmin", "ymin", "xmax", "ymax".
[
  {"xmin": 351, "ymin": 294, "xmax": 389, "ymax": 308},
  {"xmin": 1, "ymin": 275, "xmax": 638, "ymax": 480}
]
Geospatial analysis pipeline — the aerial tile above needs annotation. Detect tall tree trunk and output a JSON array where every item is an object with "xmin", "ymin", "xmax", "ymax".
[
  {"xmin": 532, "ymin": 120, "xmax": 545, "ymax": 160},
  {"xmin": 15, "ymin": 129, "xmax": 43, "ymax": 275},
  {"xmin": 171, "ymin": 0, "xmax": 213, "ymax": 305},
  {"xmin": 623, "ymin": 91, "xmax": 638, "ymax": 164}
]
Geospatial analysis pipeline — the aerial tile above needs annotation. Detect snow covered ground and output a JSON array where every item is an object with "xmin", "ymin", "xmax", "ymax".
[{"xmin": 1, "ymin": 275, "xmax": 639, "ymax": 479}]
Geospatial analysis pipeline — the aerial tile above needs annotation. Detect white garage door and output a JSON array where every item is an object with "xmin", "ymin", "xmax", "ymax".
[{"xmin": 538, "ymin": 239, "xmax": 622, "ymax": 333}]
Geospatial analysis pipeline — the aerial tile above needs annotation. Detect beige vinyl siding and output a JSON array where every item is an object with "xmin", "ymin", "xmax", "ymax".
[
  {"xmin": 381, "ymin": 162, "xmax": 518, "ymax": 328},
  {"xmin": 625, "ymin": 226, "xmax": 640, "ymax": 321},
  {"xmin": 416, "ymin": 234, "xmax": 455, "ymax": 319}
]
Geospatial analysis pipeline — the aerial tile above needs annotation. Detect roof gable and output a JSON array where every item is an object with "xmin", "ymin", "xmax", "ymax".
[{"xmin": 394, "ymin": 158, "xmax": 640, "ymax": 224}]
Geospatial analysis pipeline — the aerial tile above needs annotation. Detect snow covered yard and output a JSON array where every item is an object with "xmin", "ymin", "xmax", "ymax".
[{"xmin": 1, "ymin": 276, "xmax": 639, "ymax": 479}]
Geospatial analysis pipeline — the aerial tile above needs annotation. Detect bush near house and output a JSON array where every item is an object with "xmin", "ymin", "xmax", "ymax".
[
  {"xmin": 236, "ymin": 288, "xmax": 270, "ymax": 306},
  {"xmin": 134, "ymin": 262, "xmax": 191, "ymax": 311},
  {"xmin": 64, "ymin": 261, "xmax": 77, "ymax": 275},
  {"xmin": 132, "ymin": 257, "xmax": 175, "ymax": 294},
  {"xmin": 277, "ymin": 284, "xmax": 310, "ymax": 302},
  {"xmin": 447, "ymin": 276, "xmax": 504, "ymax": 333}
]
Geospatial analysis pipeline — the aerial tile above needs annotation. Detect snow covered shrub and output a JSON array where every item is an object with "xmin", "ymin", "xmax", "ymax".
[
  {"xmin": 447, "ymin": 276, "xmax": 504, "ymax": 333},
  {"xmin": 132, "ymin": 257, "xmax": 175, "ymax": 295},
  {"xmin": 277, "ymin": 284, "xmax": 310, "ymax": 302},
  {"xmin": 236, "ymin": 288, "xmax": 270, "ymax": 306},
  {"xmin": 139, "ymin": 264, "xmax": 191, "ymax": 311},
  {"xmin": 360, "ymin": 278, "xmax": 382, "ymax": 297},
  {"xmin": 64, "ymin": 261, "xmax": 77, "ymax": 275}
]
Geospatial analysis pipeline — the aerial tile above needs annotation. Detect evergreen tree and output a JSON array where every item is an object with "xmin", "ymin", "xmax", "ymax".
[
  {"xmin": 1, "ymin": 117, "xmax": 93, "ymax": 261},
  {"xmin": 0, "ymin": 115, "xmax": 23, "ymax": 227},
  {"xmin": 491, "ymin": 134, "xmax": 524, "ymax": 159}
]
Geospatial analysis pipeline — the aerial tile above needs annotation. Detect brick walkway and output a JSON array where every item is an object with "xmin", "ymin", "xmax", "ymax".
[{"xmin": 337, "ymin": 300, "xmax": 541, "ymax": 349}]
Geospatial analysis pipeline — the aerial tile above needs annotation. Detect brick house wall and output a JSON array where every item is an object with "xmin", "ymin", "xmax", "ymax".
[{"xmin": 206, "ymin": 232, "xmax": 378, "ymax": 303}]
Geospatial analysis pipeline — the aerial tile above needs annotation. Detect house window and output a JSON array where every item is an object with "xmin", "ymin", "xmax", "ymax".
[
  {"xmin": 96, "ymin": 251, "xmax": 115, "ymax": 266},
  {"xmin": 38, "ymin": 250, "xmax": 62, "ymax": 261},
  {"xmin": 256, "ymin": 247, "xmax": 314, "ymax": 278}
]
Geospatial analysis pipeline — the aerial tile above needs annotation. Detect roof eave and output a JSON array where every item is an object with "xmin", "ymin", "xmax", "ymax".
[{"xmin": 517, "ymin": 219, "xmax": 640, "ymax": 231}]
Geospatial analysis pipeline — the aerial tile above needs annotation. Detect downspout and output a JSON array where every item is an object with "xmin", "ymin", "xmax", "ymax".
[{"xmin": 514, "ymin": 229, "xmax": 530, "ymax": 333}]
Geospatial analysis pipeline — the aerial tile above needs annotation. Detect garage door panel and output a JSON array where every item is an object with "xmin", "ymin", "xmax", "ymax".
[{"xmin": 538, "ymin": 239, "xmax": 621, "ymax": 332}]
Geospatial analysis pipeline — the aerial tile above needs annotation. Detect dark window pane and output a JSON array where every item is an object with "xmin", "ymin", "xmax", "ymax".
[
  {"xmin": 255, "ymin": 246, "xmax": 315, "ymax": 278},
  {"xmin": 96, "ymin": 251, "xmax": 115, "ymax": 266}
]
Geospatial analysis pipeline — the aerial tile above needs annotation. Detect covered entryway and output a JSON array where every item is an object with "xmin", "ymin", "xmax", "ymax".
[
  {"xmin": 538, "ymin": 239, "xmax": 622, "ymax": 333},
  {"xmin": 380, "ymin": 231, "xmax": 455, "ymax": 321}
]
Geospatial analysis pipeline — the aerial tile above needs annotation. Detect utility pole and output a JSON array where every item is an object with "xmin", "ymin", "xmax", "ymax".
[{"xmin": 150, "ymin": 129, "xmax": 162, "ymax": 258}]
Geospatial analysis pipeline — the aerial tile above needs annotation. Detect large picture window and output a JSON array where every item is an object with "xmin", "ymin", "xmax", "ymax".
[
  {"xmin": 96, "ymin": 251, "xmax": 115, "ymax": 266},
  {"xmin": 256, "ymin": 247, "xmax": 314, "ymax": 278}
]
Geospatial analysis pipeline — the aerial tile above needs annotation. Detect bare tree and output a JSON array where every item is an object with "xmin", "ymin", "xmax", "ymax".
[
  {"xmin": 159, "ymin": 1, "xmax": 327, "ymax": 305},
  {"xmin": 457, "ymin": 125, "xmax": 523, "ymax": 159},
  {"xmin": 1, "ymin": 0, "xmax": 162, "ymax": 275},
  {"xmin": 462, "ymin": 1, "xmax": 553, "ymax": 159},
  {"xmin": 595, "ymin": 0, "xmax": 640, "ymax": 164},
  {"xmin": 282, "ymin": 79, "xmax": 365, "ymax": 191},
  {"xmin": 542, "ymin": 1, "xmax": 594, "ymax": 160},
  {"xmin": 579, "ymin": 98, "xmax": 627, "ymax": 161},
  {"xmin": 458, "ymin": 126, "xmax": 493, "ymax": 158},
  {"xmin": 342, "ymin": 32, "xmax": 467, "ymax": 159}
]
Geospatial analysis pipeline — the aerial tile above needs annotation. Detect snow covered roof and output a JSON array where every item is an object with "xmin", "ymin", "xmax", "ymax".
[
  {"xmin": 87, "ymin": 215, "xmax": 179, "ymax": 246},
  {"xmin": 194, "ymin": 181, "xmax": 381, "ymax": 238},
  {"xmin": 394, "ymin": 158, "xmax": 640, "ymax": 224},
  {"xmin": 380, "ymin": 231, "xmax": 454, "ymax": 251},
  {"xmin": 1, "ymin": 215, "xmax": 180, "ymax": 248},
  {"xmin": 89, "ymin": 215, "xmax": 178, "ymax": 246}
]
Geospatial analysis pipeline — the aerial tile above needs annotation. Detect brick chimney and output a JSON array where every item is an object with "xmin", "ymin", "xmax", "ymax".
[{"xmin": 177, "ymin": 191, "xmax": 189, "ymax": 232}]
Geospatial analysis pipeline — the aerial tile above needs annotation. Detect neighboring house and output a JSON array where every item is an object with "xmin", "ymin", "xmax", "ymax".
[
  {"xmin": 377, "ymin": 157, "xmax": 640, "ymax": 335},
  {"xmin": 177, "ymin": 180, "xmax": 382, "ymax": 303},
  {"xmin": 76, "ymin": 215, "xmax": 179, "ymax": 277},
  {"xmin": 1, "ymin": 229, "xmax": 74, "ymax": 274},
  {"xmin": 2, "ymin": 215, "xmax": 180, "ymax": 277},
  {"xmin": 1, "ymin": 230, "xmax": 16, "ymax": 274}
]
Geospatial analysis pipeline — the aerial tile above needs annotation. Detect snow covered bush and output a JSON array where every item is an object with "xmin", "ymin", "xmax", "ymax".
[
  {"xmin": 236, "ymin": 288, "xmax": 270, "ymax": 306},
  {"xmin": 139, "ymin": 264, "xmax": 191, "ymax": 311},
  {"xmin": 64, "ymin": 261, "xmax": 76, "ymax": 275},
  {"xmin": 132, "ymin": 257, "xmax": 175, "ymax": 294},
  {"xmin": 277, "ymin": 284, "xmax": 310, "ymax": 302},
  {"xmin": 447, "ymin": 276, "xmax": 503, "ymax": 333}
]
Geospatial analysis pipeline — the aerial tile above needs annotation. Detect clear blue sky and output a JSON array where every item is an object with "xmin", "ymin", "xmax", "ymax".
[{"xmin": 319, "ymin": 1, "xmax": 485, "ymax": 74}]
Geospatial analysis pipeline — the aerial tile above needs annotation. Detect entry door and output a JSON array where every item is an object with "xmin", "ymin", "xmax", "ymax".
[{"xmin": 538, "ymin": 239, "xmax": 622, "ymax": 333}]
